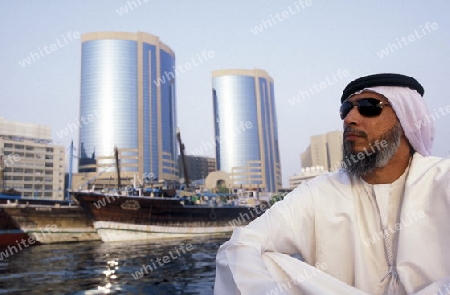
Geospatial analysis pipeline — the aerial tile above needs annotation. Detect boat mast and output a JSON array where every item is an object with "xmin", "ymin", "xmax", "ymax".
[
  {"xmin": 176, "ymin": 128, "xmax": 190, "ymax": 189},
  {"xmin": 0, "ymin": 155, "xmax": 4, "ymax": 191},
  {"xmin": 114, "ymin": 146, "xmax": 121, "ymax": 189},
  {"xmin": 66, "ymin": 140, "xmax": 73, "ymax": 201}
]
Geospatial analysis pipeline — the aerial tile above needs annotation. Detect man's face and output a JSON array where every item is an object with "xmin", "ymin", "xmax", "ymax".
[
  {"xmin": 342, "ymin": 91, "xmax": 399, "ymax": 153},
  {"xmin": 341, "ymin": 91, "xmax": 405, "ymax": 176}
]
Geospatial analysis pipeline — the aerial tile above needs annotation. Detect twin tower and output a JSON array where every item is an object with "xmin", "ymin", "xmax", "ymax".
[{"xmin": 78, "ymin": 32, "xmax": 281, "ymax": 193}]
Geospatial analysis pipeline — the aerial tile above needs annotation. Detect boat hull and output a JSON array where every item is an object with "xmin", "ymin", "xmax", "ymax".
[
  {"xmin": 0, "ymin": 231, "xmax": 30, "ymax": 248},
  {"xmin": 94, "ymin": 221, "xmax": 236, "ymax": 242},
  {"xmin": 73, "ymin": 192, "xmax": 267, "ymax": 242},
  {"xmin": 1, "ymin": 204, "xmax": 100, "ymax": 244},
  {"xmin": 0, "ymin": 208, "xmax": 29, "ymax": 248}
]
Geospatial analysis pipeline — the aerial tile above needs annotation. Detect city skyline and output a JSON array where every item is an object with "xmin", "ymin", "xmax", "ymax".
[{"xmin": 1, "ymin": 1, "xmax": 449, "ymax": 187}]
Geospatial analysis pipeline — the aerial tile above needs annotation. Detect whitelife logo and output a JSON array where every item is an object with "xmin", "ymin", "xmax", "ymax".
[
  {"xmin": 153, "ymin": 50, "xmax": 215, "ymax": 86},
  {"xmin": 250, "ymin": 0, "xmax": 313, "ymax": 35},
  {"xmin": 131, "ymin": 243, "xmax": 194, "ymax": 279},
  {"xmin": 288, "ymin": 69, "xmax": 350, "ymax": 106},
  {"xmin": 115, "ymin": 0, "xmax": 150, "ymax": 16},
  {"xmin": 414, "ymin": 104, "xmax": 450, "ymax": 129},
  {"xmin": 56, "ymin": 110, "xmax": 100, "ymax": 139},
  {"xmin": 18, "ymin": 31, "xmax": 80, "ymax": 68},
  {"xmin": 376, "ymin": 22, "xmax": 438, "ymax": 58}
]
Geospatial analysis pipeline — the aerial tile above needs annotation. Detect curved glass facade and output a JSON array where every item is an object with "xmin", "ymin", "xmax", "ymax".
[
  {"xmin": 213, "ymin": 75, "xmax": 260, "ymax": 171},
  {"xmin": 159, "ymin": 50, "xmax": 178, "ymax": 178},
  {"xmin": 212, "ymin": 69, "xmax": 281, "ymax": 192},
  {"xmin": 79, "ymin": 32, "xmax": 178, "ymax": 183},
  {"xmin": 80, "ymin": 39, "xmax": 138, "ymax": 171}
]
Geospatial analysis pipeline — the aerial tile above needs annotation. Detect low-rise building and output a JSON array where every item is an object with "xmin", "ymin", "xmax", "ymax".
[
  {"xmin": 301, "ymin": 131, "xmax": 343, "ymax": 171},
  {"xmin": 179, "ymin": 155, "xmax": 216, "ymax": 186},
  {"xmin": 0, "ymin": 118, "xmax": 65, "ymax": 199},
  {"xmin": 289, "ymin": 166, "xmax": 326, "ymax": 189}
]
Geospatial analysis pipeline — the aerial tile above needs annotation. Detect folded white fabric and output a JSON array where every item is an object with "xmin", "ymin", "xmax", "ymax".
[{"xmin": 263, "ymin": 252, "xmax": 369, "ymax": 295}]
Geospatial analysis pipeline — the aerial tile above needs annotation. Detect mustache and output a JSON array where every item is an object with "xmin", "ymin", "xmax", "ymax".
[{"xmin": 343, "ymin": 126, "xmax": 368, "ymax": 138}]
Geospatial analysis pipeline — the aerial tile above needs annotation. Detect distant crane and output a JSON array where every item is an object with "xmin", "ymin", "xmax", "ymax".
[{"xmin": 176, "ymin": 128, "xmax": 190, "ymax": 189}]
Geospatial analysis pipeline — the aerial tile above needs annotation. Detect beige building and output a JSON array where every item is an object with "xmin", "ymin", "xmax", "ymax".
[
  {"xmin": 204, "ymin": 171, "xmax": 232, "ymax": 191},
  {"xmin": 301, "ymin": 131, "xmax": 343, "ymax": 171},
  {"xmin": 0, "ymin": 118, "xmax": 65, "ymax": 199},
  {"xmin": 291, "ymin": 131, "xmax": 343, "ymax": 189}
]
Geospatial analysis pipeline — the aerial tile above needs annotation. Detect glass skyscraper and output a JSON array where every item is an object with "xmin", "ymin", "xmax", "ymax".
[
  {"xmin": 212, "ymin": 69, "xmax": 281, "ymax": 193},
  {"xmin": 78, "ymin": 32, "xmax": 178, "ymax": 184}
]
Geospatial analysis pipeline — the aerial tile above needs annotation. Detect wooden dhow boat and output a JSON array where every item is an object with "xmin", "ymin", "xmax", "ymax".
[{"xmin": 72, "ymin": 188, "xmax": 268, "ymax": 242}]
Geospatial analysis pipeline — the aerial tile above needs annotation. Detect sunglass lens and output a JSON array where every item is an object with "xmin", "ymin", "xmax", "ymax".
[
  {"xmin": 357, "ymin": 99, "xmax": 382, "ymax": 117},
  {"xmin": 339, "ymin": 102, "xmax": 352, "ymax": 119},
  {"xmin": 340, "ymin": 98, "xmax": 383, "ymax": 119}
]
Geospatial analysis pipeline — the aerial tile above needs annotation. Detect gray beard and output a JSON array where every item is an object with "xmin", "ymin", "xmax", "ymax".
[{"xmin": 342, "ymin": 122, "xmax": 402, "ymax": 177}]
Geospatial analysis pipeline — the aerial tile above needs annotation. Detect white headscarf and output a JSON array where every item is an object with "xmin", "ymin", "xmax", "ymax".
[{"xmin": 351, "ymin": 86, "xmax": 434, "ymax": 156}]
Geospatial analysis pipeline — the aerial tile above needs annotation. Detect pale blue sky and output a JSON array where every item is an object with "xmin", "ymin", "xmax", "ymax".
[{"xmin": 1, "ymin": 0, "xmax": 449, "ymax": 187}]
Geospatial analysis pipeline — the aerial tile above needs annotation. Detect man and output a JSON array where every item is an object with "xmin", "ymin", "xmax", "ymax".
[{"xmin": 214, "ymin": 73, "xmax": 450, "ymax": 295}]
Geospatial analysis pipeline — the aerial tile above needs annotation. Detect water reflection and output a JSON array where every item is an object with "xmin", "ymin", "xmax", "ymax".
[{"xmin": 0, "ymin": 234, "xmax": 229, "ymax": 294}]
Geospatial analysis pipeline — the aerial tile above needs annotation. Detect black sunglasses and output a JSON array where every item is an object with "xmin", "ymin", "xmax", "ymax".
[{"xmin": 340, "ymin": 98, "xmax": 391, "ymax": 120}]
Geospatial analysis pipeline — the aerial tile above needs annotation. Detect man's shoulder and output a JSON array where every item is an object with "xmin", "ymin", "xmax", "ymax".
[
  {"xmin": 296, "ymin": 169, "xmax": 353, "ymax": 199},
  {"xmin": 307, "ymin": 169, "xmax": 350, "ymax": 186},
  {"xmin": 409, "ymin": 153, "xmax": 450, "ymax": 181},
  {"xmin": 410, "ymin": 153, "xmax": 450, "ymax": 177}
]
